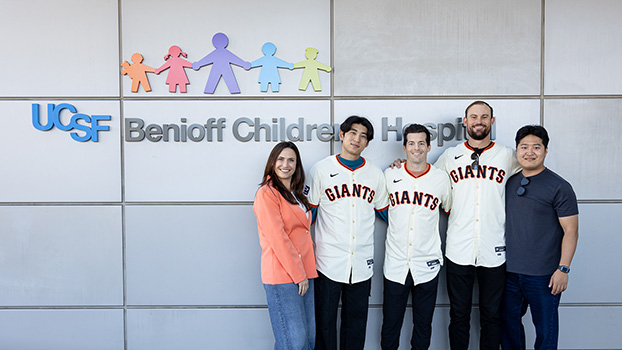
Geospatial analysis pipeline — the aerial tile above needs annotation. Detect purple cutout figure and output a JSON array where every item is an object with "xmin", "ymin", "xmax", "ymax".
[{"xmin": 192, "ymin": 33, "xmax": 251, "ymax": 94}]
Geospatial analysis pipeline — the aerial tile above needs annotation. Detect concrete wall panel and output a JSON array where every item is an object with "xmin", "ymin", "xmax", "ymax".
[
  {"xmin": 0, "ymin": 101, "xmax": 122, "ymax": 202},
  {"xmin": 0, "ymin": 309, "xmax": 123, "ymax": 350},
  {"xmin": 0, "ymin": 0, "xmax": 119, "ymax": 97},
  {"xmin": 0, "ymin": 206, "xmax": 123, "ymax": 306},
  {"xmin": 334, "ymin": 0, "xmax": 541, "ymax": 96},
  {"xmin": 545, "ymin": 0, "xmax": 622, "ymax": 95}
]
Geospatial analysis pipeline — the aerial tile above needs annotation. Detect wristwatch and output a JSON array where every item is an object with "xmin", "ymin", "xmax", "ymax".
[{"xmin": 558, "ymin": 265, "xmax": 570, "ymax": 273}]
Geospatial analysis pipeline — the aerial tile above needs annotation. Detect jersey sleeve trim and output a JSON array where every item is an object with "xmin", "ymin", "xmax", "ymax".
[{"xmin": 375, "ymin": 204, "xmax": 389, "ymax": 212}]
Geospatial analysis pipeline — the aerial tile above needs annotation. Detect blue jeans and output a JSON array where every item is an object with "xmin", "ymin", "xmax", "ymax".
[
  {"xmin": 264, "ymin": 279, "xmax": 315, "ymax": 350},
  {"xmin": 501, "ymin": 272, "xmax": 561, "ymax": 350}
]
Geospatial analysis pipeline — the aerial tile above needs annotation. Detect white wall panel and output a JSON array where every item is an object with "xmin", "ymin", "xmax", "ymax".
[
  {"xmin": 545, "ymin": 0, "xmax": 622, "ymax": 95},
  {"xmin": 543, "ymin": 99, "xmax": 622, "ymax": 200},
  {"xmin": 0, "ymin": 101, "xmax": 122, "ymax": 202},
  {"xmin": 0, "ymin": 310, "xmax": 123, "ymax": 350},
  {"xmin": 334, "ymin": 99, "xmax": 540, "ymax": 168},
  {"xmin": 157, "ymin": 305, "xmax": 622, "ymax": 350},
  {"xmin": 521, "ymin": 306, "xmax": 622, "ymax": 350},
  {"xmin": 0, "ymin": 0, "xmax": 119, "ymax": 97},
  {"xmin": 125, "ymin": 205, "xmax": 265, "ymax": 305},
  {"xmin": 561, "ymin": 203, "xmax": 622, "ymax": 303},
  {"xmin": 126, "ymin": 309, "xmax": 274, "ymax": 350},
  {"xmin": 121, "ymin": 0, "xmax": 331, "ymax": 97},
  {"xmin": 0, "ymin": 206, "xmax": 123, "ymax": 306},
  {"xmin": 123, "ymin": 100, "xmax": 330, "ymax": 202},
  {"xmin": 334, "ymin": 0, "xmax": 541, "ymax": 96}
]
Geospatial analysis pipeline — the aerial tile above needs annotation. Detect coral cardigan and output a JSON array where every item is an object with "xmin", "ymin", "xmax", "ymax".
[{"xmin": 253, "ymin": 183, "xmax": 317, "ymax": 285}]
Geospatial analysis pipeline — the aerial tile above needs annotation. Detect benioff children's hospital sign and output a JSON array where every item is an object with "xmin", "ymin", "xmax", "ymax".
[{"xmin": 31, "ymin": 102, "xmax": 480, "ymax": 146}]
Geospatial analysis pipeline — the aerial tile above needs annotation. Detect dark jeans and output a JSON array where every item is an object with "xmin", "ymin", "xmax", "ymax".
[
  {"xmin": 501, "ymin": 272, "xmax": 561, "ymax": 350},
  {"xmin": 315, "ymin": 271, "xmax": 371, "ymax": 350},
  {"xmin": 381, "ymin": 274, "xmax": 439, "ymax": 350},
  {"xmin": 446, "ymin": 259, "xmax": 506, "ymax": 350}
]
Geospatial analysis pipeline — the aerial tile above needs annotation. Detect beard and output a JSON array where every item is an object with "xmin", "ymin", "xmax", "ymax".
[{"xmin": 467, "ymin": 125, "xmax": 490, "ymax": 140}]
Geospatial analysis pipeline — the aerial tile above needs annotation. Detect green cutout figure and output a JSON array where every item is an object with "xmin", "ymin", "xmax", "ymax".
[{"xmin": 294, "ymin": 47, "xmax": 332, "ymax": 91}]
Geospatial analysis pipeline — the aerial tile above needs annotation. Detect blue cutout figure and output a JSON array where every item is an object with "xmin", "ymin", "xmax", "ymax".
[
  {"xmin": 192, "ymin": 33, "xmax": 251, "ymax": 94},
  {"xmin": 250, "ymin": 42, "xmax": 294, "ymax": 92}
]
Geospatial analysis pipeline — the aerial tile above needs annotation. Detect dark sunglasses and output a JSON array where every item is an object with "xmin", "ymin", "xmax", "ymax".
[
  {"xmin": 516, "ymin": 177, "xmax": 530, "ymax": 196},
  {"xmin": 471, "ymin": 152, "xmax": 479, "ymax": 171}
]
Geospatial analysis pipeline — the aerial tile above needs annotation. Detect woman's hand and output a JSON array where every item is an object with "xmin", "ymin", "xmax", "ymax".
[{"xmin": 298, "ymin": 278, "xmax": 309, "ymax": 296}]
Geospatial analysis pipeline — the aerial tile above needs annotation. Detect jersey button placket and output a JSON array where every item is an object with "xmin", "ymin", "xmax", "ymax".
[
  {"xmin": 349, "ymin": 173, "xmax": 356, "ymax": 277},
  {"xmin": 473, "ymin": 178, "xmax": 482, "ymax": 264},
  {"xmin": 411, "ymin": 181, "xmax": 418, "ymax": 216},
  {"xmin": 409, "ymin": 180, "xmax": 417, "ymax": 262}
]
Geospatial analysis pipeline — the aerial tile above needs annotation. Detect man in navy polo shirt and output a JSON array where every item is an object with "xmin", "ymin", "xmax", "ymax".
[{"xmin": 502, "ymin": 125, "xmax": 579, "ymax": 350}]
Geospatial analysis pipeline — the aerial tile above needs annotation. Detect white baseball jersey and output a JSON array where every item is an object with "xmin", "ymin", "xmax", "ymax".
[
  {"xmin": 384, "ymin": 164, "xmax": 452, "ymax": 286},
  {"xmin": 305, "ymin": 155, "xmax": 389, "ymax": 284},
  {"xmin": 434, "ymin": 142, "xmax": 520, "ymax": 267}
]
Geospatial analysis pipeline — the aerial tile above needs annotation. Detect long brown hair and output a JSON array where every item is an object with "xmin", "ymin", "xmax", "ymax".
[{"xmin": 261, "ymin": 142, "xmax": 311, "ymax": 211}]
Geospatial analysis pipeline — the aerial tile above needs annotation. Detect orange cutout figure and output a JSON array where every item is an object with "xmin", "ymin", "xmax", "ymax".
[
  {"xmin": 154, "ymin": 45, "xmax": 193, "ymax": 93},
  {"xmin": 121, "ymin": 53, "xmax": 155, "ymax": 92}
]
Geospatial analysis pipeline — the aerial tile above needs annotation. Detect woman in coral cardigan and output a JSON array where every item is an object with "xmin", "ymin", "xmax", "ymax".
[{"xmin": 254, "ymin": 141, "xmax": 317, "ymax": 350}]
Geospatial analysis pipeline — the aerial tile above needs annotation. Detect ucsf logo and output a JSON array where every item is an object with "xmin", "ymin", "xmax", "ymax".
[{"xmin": 32, "ymin": 103, "xmax": 111, "ymax": 142}]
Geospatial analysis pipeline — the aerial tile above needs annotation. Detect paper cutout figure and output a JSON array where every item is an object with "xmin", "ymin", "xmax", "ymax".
[
  {"xmin": 250, "ymin": 42, "xmax": 294, "ymax": 92},
  {"xmin": 154, "ymin": 45, "xmax": 193, "ymax": 93},
  {"xmin": 121, "ymin": 53, "xmax": 155, "ymax": 93},
  {"xmin": 192, "ymin": 33, "xmax": 251, "ymax": 94},
  {"xmin": 293, "ymin": 47, "xmax": 332, "ymax": 92}
]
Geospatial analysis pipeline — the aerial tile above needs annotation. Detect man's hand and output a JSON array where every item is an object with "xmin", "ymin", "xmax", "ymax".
[
  {"xmin": 298, "ymin": 278, "xmax": 309, "ymax": 296},
  {"xmin": 388, "ymin": 158, "xmax": 406, "ymax": 169},
  {"xmin": 549, "ymin": 269, "xmax": 568, "ymax": 295}
]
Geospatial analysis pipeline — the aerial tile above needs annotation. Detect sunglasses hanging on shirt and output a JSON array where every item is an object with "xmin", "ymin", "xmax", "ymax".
[
  {"xmin": 471, "ymin": 152, "xmax": 479, "ymax": 171},
  {"xmin": 516, "ymin": 177, "xmax": 530, "ymax": 196}
]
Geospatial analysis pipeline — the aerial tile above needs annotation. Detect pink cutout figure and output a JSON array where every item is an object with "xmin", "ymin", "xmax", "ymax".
[
  {"xmin": 154, "ymin": 45, "xmax": 193, "ymax": 93},
  {"xmin": 121, "ymin": 53, "xmax": 155, "ymax": 93}
]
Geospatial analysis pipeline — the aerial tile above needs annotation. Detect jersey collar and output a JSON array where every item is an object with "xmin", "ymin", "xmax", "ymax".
[
  {"xmin": 464, "ymin": 141, "xmax": 495, "ymax": 153},
  {"xmin": 404, "ymin": 163, "xmax": 430, "ymax": 179},
  {"xmin": 335, "ymin": 154, "xmax": 366, "ymax": 171}
]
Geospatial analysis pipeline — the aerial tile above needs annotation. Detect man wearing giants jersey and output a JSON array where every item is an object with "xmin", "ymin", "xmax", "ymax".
[
  {"xmin": 305, "ymin": 116, "xmax": 389, "ymax": 350},
  {"xmin": 435, "ymin": 101, "xmax": 520, "ymax": 350},
  {"xmin": 382, "ymin": 124, "xmax": 452, "ymax": 350}
]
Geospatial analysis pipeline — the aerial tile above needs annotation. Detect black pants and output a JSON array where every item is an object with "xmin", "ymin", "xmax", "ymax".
[
  {"xmin": 381, "ymin": 274, "xmax": 439, "ymax": 350},
  {"xmin": 315, "ymin": 271, "xmax": 371, "ymax": 350},
  {"xmin": 446, "ymin": 259, "xmax": 505, "ymax": 350}
]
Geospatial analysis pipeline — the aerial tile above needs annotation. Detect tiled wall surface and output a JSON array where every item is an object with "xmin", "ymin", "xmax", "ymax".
[{"xmin": 1, "ymin": 0, "xmax": 620, "ymax": 349}]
